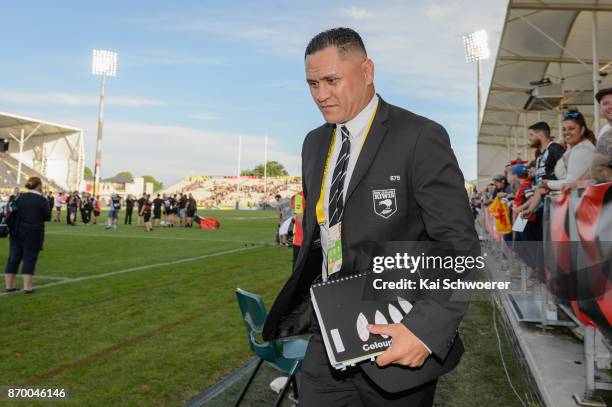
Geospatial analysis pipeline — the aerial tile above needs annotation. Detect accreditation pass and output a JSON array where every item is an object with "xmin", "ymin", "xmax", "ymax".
[{"xmin": 1, "ymin": 386, "xmax": 69, "ymax": 400}]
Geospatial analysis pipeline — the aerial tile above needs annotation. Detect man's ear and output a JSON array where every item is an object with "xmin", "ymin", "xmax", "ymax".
[{"xmin": 362, "ymin": 58, "xmax": 374, "ymax": 85}]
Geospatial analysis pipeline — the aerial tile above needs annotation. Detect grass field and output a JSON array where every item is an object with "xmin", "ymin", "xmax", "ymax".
[{"xmin": 0, "ymin": 210, "xmax": 529, "ymax": 406}]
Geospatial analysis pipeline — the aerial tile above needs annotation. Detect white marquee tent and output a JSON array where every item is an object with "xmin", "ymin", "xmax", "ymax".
[
  {"xmin": 478, "ymin": 0, "xmax": 612, "ymax": 188},
  {"xmin": 0, "ymin": 112, "xmax": 84, "ymax": 191}
]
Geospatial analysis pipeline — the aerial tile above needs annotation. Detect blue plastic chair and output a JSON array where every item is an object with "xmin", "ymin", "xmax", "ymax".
[{"xmin": 235, "ymin": 288, "xmax": 308, "ymax": 406}]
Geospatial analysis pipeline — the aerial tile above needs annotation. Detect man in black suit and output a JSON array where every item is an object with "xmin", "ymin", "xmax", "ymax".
[{"xmin": 262, "ymin": 28, "xmax": 478, "ymax": 406}]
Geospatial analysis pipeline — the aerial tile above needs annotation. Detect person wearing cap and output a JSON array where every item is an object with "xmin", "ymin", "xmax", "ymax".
[
  {"xmin": 511, "ymin": 165, "xmax": 538, "ymax": 266},
  {"xmin": 595, "ymin": 87, "xmax": 612, "ymax": 140}
]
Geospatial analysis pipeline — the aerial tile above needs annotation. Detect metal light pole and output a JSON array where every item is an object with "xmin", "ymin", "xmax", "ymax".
[
  {"xmin": 236, "ymin": 135, "xmax": 242, "ymax": 210},
  {"xmin": 263, "ymin": 134, "xmax": 268, "ymax": 207},
  {"xmin": 91, "ymin": 49, "xmax": 117, "ymax": 198},
  {"xmin": 463, "ymin": 30, "xmax": 491, "ymax": 132}
]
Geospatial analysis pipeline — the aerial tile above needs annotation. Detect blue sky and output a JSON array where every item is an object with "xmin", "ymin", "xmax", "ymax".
[{"xmin": 0, "ymin": 0, "xmax": 507, "ymax": 187}]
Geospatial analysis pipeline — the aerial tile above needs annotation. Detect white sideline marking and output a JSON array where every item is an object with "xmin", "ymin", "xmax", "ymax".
[
  {"xmin": 0, "ymin": 246, "xmax": 260, "ymax": 296},
  {"xmin": 46, "ymin": 231, "xmax": 269, "ymax": 245},
  {"xmin": 34, "ymin": 276, "xmax": 73, "ymax": 281}
]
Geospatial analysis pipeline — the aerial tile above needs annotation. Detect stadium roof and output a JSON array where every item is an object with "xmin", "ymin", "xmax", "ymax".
[
  {"xmin": 0, "ymin": 111, "xmax": 84, "ymax": 191},
  {"xmin": 477, "ymin": 0, "xmax": 612, "ymax": 187},
  {"xmin": 0, "ymin": 111, "xmax": 82, "ymax": 138}
]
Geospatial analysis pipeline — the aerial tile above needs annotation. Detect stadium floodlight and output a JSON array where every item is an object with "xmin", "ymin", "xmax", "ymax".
[
  {"xmin": 92, "ymin": 49, "xmax": 117, "ymax": 76},
  {"xmin": 463, "ymin": 30, "xmax": 490, "ymax": 133},
  {"xmin": 462, "ymin": 30, "xmax": 490, "ymax": 63},
  {"xmin": 91, "ymin": 49, "xmax": 118, "ymax": 198}
]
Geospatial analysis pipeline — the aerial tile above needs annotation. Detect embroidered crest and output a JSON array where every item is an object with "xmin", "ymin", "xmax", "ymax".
[{"xmin": 372, "ymin": 189, "xmax": 397, "ymax": 219}]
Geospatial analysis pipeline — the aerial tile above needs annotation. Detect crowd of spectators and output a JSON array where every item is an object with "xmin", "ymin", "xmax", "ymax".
[{"xmin": 471, "ymin": 88, "xmax": 612, "ymax": 269}]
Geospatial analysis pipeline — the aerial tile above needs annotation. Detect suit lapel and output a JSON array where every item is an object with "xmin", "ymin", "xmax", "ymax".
[
  {"xmin": 306, "ymin": 125, "xmax": 335, "ymax": 232},
  {"xmin": 344, "ymin": 99, "xmax": 389, "ymax": 205}
]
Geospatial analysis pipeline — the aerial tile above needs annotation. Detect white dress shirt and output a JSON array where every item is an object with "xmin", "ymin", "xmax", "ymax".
[{"xmin": 319, "ymin": 94, "xmax": 379, "ymax": 275}]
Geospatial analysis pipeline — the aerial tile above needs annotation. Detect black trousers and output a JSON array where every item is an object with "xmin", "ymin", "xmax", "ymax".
[
  {"xmin": 300, "ymin": 335, "xmax": 437, "ymax": 407},
  {"xmin": 125, "ymin": 209, "xmax": 133, "ymax": 224},
  {"xmin": 5, "ymin": 239, "xmax": 40, "ymax": 275}
]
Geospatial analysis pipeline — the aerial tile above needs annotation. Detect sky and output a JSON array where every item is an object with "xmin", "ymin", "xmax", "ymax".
[{"xmin": 0, "ymin": 0, "xmax": 508, "ymax": 188}]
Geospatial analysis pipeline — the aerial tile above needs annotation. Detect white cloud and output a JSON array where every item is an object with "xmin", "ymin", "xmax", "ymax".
[
  {"xmin": 340, "ymin": 7, "xmax": 375, "ymax": 20},
  {"xmin": 0, "ymin": 90, "xmax": 164, "ymax": 107},
  {"xmin": 189, "ymin": 112, "xmax": 218, "ymax": 121},
  {"xmin": 425, "ymin": 3, "xmax": 459, "ymax": 18}
]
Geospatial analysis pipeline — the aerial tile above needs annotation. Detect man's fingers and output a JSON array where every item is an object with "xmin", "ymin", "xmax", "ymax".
[
  {"xmin": 367, "ymin": 324, "xmax": 396, "ymax": 337},
  {"xmin": 375, "ymin": 345, "xmax": 400, "ymax": 367}
]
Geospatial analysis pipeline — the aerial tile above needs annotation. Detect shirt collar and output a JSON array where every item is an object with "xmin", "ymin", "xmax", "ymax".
[
  {"xmin": 26, "ymin": 190, "xmax": 42, "ymax": 196},
  {"xmin": 336, "ymin": 94, "xmax": 378, "ymax": 139}
]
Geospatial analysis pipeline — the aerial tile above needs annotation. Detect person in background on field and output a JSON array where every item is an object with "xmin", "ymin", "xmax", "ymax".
[
  {"xmin": 125, "ymin": 194, "xmax": 135, "ymax": 225},
  {"xmin": 170, "ymin": 194, "xmax": 178, "ymax": 226},
  {"xmin": 136, "ymin": 194, "xmax": 146, "ymax": 226},
  {"xmin": 291, "ymin": 191, "xmax": 305, "ymax": 268},
  {"xmin": 153, "ymin": 193, "xmax": 163, "ymax": 227},
  {"xmin": 185, "ymin": 193, "xmax": 197, "ymax": 227},
  {"xmin": 178, "ymin": 193, "xmax": 187, "ymax": 226},
  {"xmin": 67, "ymin": 191, "xmax": 80, "ymax": 225},
  {"xmin": 4, "ymin": 177, "xmax": 51, "ymax": 294},
  {"xmin": 106, "ymin": 193, "xmax": 121, "ymax": 230},
  {"xmin": 92, "ymin": 194, "xmax": 101, "ymax": 225},
  {"xmin": 47, "ymin": 191, "xmax": 54, "ymax": 213},
  {"xmin": 80, "ymin": 192, "xmax": 92, "ymax": 225},
  {"xmin": 8, "ymin": 187, "xmax": 20, "ymax": 205},
  {"xmin": 140, "ymin": 194, "xmax": 154, "ymax": 232},
  {"xmin": 53, "ymin": 191, "xmax": 63, "ymax": 222}
]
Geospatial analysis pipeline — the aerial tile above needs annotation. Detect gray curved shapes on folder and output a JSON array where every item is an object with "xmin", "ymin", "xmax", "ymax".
[
  {"xmin": 374, "ymin": 310, "xmax": 389, "ymax": 338},
  {"xmin": 356, "ymin": 312, "xmax": 370, "ymax": 342},
  {"xmin": 397, "ymin": 296, "xmax": 413, "ymax": 314},
  {"xmin": 388, "ymin": 304, "xmax": 403, "ymax": 323}
]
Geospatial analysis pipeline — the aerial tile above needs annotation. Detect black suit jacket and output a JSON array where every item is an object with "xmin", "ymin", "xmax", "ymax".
[
  {"xmin": 11, "ymin": 191, "xmax": 51, "ymax": 251},
  {"xmin": 263, "ymin": 97, "xmax": 479, "ymax": 392}
]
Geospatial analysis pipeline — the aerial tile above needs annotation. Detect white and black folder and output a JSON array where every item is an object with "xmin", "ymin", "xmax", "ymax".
[{"xmin": 310, "ymin": 273, "xmax": 414, "ymax": 370}]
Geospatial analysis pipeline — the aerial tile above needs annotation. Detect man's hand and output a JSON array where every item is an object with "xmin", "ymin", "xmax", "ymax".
[{"xmin": 367, "ymin": 323, "xmax": 430, "ymax": 368}]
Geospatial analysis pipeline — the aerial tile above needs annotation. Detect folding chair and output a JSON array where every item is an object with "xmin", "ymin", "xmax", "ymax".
[{"xmin": 235, "ymin": 288, "xmax": 308, "ymax": 406}]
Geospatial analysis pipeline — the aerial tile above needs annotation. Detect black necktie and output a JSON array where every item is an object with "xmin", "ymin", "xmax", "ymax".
[{"xmin": 329, "ymin": 126, "xmax": 351, "ymax": 227}]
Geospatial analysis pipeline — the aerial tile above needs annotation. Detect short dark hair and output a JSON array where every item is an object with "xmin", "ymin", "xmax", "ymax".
[
  {"xmin": 528, "ymin": 121, "xmax": 551, "ymax": 138},
  {"xmin": 305, "ymin": 27, "xmax": 367, "ymax": 59}
]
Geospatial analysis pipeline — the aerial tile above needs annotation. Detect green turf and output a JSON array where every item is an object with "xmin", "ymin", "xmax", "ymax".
[{"xmin": 0, "ymin": 210, "xmax": 528, "ymax": 406}]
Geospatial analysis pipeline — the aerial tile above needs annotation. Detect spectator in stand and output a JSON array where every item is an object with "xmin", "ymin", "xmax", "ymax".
[
  {"xmin": 4, "ymin": 177, "xmax": 51, "ymax": 294},
  {"xmin": 125, "ymin": 194, "xmax": 135, "ymax": 225},
  {"xmin": 520, "ymin": 110, "xmax": 596, "ymax": 216},
  {"xmin": 591, "ymin": 128, "xmax": 612, "ymax": 183},
  {"xmin": 596, "ymin": 87, "xmax": 612, "ymax": 139},
  {"xmin": 529, "ymin": 121, "xmax": 565, "ymax": 186}
]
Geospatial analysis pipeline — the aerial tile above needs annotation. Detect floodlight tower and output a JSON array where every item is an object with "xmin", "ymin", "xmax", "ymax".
[
  {"xmin": 463, "ymin": 30, "xmax": 490, "ymax": 133},
  {"xmin": 91, "ymin": 49, "xmax": 117, "ymax": 198}
]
